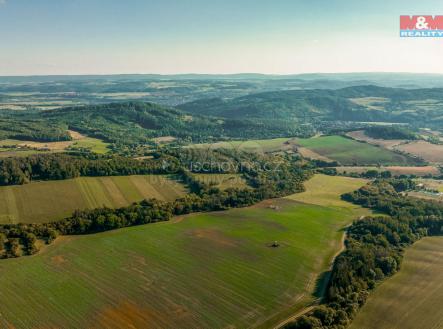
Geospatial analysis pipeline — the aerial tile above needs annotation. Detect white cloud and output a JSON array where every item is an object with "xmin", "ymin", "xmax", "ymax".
[{"xmin": 0, "ymin": 0, "xmax": 6, "ymax": 5}]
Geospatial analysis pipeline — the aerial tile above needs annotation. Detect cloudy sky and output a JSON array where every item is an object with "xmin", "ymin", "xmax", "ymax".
[{"xmin": 1, "ymin": 0, "xmax": 443, "ymax": 75}]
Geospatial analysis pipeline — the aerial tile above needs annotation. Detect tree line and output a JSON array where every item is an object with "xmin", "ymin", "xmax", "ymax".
[{"xmin": 286, "ymin": 179, "xmax": 443, "ymax": 329}]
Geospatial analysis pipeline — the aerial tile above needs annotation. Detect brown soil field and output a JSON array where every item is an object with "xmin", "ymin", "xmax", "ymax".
[
  {"xmin": 395, "ymin": 140, "xmax": 443, "ymax": 163},
  {"xmin": 296, "ymin": 147, "xmax": 334, "ymax": 161},
  {"xmin": 68, "ymin": 129, "xmax": 86, "ymax": 140}
]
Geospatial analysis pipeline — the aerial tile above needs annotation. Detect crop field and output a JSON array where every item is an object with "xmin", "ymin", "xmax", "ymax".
[
  {"xmin": 0, "ymin": 175, "xmax": 187, "ymax": 224},
  {"xmin": 192, "ymin": 173, "xmax": 249, "ymax": 190},
  {"xmin": 349, "ymin": 97, "xmax": 390, "ymax": 110},
  {"xmin": 0, "ymin": 130, "xmax": 110, "ymax": 156},
  {"xmin": 286, "ymin": 174, "xmax": 370, "ymax": 214},
  {"xmin": 189, "ymin": 137, "xmax": 297, "ymax": 153},
  {"xmin": 68, "ymin": 137, "xmax": 110, "ymax": 154},
  {"xmin": 335, "ymin": 165, "xmax": 441, "ymax": 177},
  {"xmin": 395, "ymin": 140, "xmax": 443, "ymax": 164},
  {"xmin": 295, "ymin": 136, "xmax": 420, "ymax": 165},
  {"xmin": 0, "ymin": 175, "xmax": 368, "ymax": 329},
  {"xmin": 350, "ymin": 237, "xmax": 443, "ymax": 329}
]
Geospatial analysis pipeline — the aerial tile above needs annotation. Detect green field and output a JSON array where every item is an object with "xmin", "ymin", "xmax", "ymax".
[
  {"xmin": 350, "ymin": 237, "xmax": 443, "ymax": 329},
  {"xmin": 0, "ymin": 175, "xmax": 368, "ymax": 328},
  {"xmin": 189, "ymin": 137, "xmax": 296, "ymax": 153},
  {"xmin": 69, "ymin": 137, "xmax": 110, "ymax": 154},
  {"xmin": 0, "ymin": 175, "xmax": 187, "ymax": 224},
  {"xmin": 286, "ymin": 174, "xmax": 370, "ymax": 213},
  {"xmin": 192, "ymin": 173, "xmax": 249, "ymax": 190},
  {"xmin": 295, "ymin": 136, "xmax": 420, "ymax": 165}
]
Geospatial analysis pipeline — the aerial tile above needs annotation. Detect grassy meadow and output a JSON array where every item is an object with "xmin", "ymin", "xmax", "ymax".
[
  {"xmin": 192, "ymin": 173, "xmax": 249, "ymax": 190},
  {"xmin": 0, "ymin": 175, "xmax": 186, "ymax": 224},
  {"xmin": 295, "ymin": 136, "xmax": 420, "ymax": 166},
  {"xmin": 350, "ymin": 237, "xmax": 443, "ymax": 329},
  {"xmin": 0, "ymin": 175, "xmax": 369, "ymax": 328},
  {"xmin": 68, "ymin": 136, "xmax": 110, "ymax": 154}
]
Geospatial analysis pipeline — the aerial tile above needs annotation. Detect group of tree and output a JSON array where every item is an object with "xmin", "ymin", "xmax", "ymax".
[
  {"xmin": 286, "ymin": 179, "xmax": 443, "ymax": 329},
  {"xmin": 364, "ymin": 126, "xmax": 417, "ymax": 140},
  {"xmin": 0, "ymin": 152, "xmax": 180, "ymax": 185}
]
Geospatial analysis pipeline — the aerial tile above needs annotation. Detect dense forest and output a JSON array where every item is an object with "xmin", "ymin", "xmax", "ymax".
[
  {"xmin": 286, "ymin": 179, "xmax": 443, "ymax": 329},
  {"xmin": 0, "ymin": 102, "xmax": 314, "ymax": 145},
  {"xmin": 364, "ymin": 126, "xmax": 417, "ymax": 140},
  {"xmin": 0, "ymin": 117, "xmax": 72, "ymax": 142}
]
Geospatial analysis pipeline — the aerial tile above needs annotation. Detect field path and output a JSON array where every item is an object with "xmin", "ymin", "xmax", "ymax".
[
  {"xmin": 272, "ymin": 306, "xmax": 315, "ymax": 329},
  {"xmin": 272, "ymin": 224, "xmax": 351, "ymax": 329},
  {"xmin": 4, "ymin": 188, "xmax": 19, "ymax": 224}
]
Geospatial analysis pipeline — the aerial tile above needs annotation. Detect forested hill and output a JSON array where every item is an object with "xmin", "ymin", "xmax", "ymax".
[
  {"xmin": 177, "ymin": 90, "xmax": 360, "ymax": 120},
  {"xmin": 1, "ymin": 102, "xmax": 310, "ymax": 144},
  {"xmin": 4, "ymin": 85, "xmax": 443, "ymax": 145},
  {"xmin": 177, "ymin": 85, "xmax": 443, "ymax": 126}
]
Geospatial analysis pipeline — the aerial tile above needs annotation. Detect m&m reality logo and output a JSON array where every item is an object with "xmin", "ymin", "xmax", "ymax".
[{"xmin": 400, "ymin": 15, "xmax": 443, "ymax": 37}]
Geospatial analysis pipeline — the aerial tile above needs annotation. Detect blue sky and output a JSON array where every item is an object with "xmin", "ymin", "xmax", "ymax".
[{"xmin": 1, "ymin": 0, "xmax": 443, "ymax": 75}]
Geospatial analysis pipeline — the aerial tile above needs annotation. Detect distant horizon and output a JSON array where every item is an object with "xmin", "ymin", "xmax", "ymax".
[{"xmin": 2, "ymin": 71, "xmax": 443, "ymax": 78}]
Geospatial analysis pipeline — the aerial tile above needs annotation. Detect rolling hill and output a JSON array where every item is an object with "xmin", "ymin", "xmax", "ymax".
[{"xmin": 0, "ymin": 102, "xmax": 311, "ymax": 145}]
